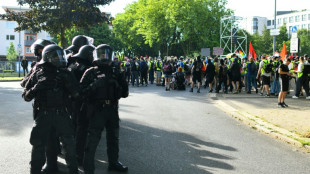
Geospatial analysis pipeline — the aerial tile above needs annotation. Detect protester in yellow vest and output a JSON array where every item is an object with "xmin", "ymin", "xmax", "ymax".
[{"xmin": 292, "ymin": 56, "xmax": 310, "ymax": 99}]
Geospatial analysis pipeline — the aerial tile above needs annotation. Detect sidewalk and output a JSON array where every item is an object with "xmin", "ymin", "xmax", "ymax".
[{"xmin": 211, "ymin": 91, "xmax": 310, "ymax": 151}]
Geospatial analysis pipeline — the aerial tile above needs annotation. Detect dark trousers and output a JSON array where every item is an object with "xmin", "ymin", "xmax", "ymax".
[
  {"xmin": 247, "ymin": 74, "xmax": 257, "ymax": 92},
  {"xmin": 75, "ymin": 103, "xmax": 89, "ymax": 163},
  {"xmin": 149, "ymin": 70, "xmax": 154, "ymax": 84},
  {"xmin": 83, "ymin": 105, "xmax": 120, "ymax": 174},
  {"xmin": 295, "ymin": 75, "xmax": 310, "ymax": 97},
  {"xmin": 140, "ymin": 71, "xmax": 148, "ymax": 85},
  {"xmin": 23, "ymin": 67, "xmax": 28, "ymax": 76},
  {"xmin": 217, "ymin": 78, "xmax": 228, "ymax": 92},
  {"xmin": 131, "ymin": 71, "xmax": 139, "ymax": 86},
  {"xmin": 125, "ymin": 72, "xmax": 131, "ymax": 84},
  {"xmin": 30, "ymin": 109, "xmax": 78, "ymax": 174}
]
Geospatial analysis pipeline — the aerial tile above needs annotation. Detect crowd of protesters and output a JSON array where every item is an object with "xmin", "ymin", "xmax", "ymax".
[{"xmin": 116, "ymin": 53, "xmax": 310, "ymax": 107}]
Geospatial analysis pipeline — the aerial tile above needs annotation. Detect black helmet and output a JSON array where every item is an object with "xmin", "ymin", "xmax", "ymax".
[
  {"xmin": 31, "ymin": 39, "xmax": 55, "ymax": 57},
  {"xmin": 66, "ymin": 35, "xmax": 94, "ymax": 54},
  {"xmin": 40, "ymin": 45, "xmax": 67, "ymax": 68},
  {"xmin": 73, "ymin": 45, "xmax": 95, "ymax": 64},
  {"xmin": 93, "ymin": 44, "xmax": 113, "ymax": 61},
  {"xmin": 304, "ymin": 54, "xmax": 309, "ymax": 58}
]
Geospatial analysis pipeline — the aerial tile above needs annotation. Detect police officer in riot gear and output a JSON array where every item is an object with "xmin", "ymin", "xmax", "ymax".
[
  {"xmin": 66, "ymin": 35, "xmax": 94, "ymax": 66},
  {"xmin": 22, "ymin": 45, "xmax": 80, "ymax": 174},
  {"xmin": 67, "ymin": 45, "xmax": 95, "ymax": 165},
  {"xmin": 80, "ymin": 44, "xmax": 129, "ymax": 174}
]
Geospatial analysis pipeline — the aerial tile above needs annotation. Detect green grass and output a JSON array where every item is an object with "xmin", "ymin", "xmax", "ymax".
[{"xmin": 0, "ymin": 77, "xmax": 23, "ymax": 81}]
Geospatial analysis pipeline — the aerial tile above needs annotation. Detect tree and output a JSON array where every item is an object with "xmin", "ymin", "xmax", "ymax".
[
  {"xmin": 276, "ymin": 24, "xmax": 289, "ymax": 52},
  {"xmin": 3, "ymin": 0, "xmax": 115, "ymax": 46},
  {"xmin": 113, "ymin": 0, "xmax": 232, "ymax": 57},
  {"xmin": 298, "ymin": 29, "xmax": 310, "ymax": 56},
  {"xmin": 64, "ymin": 23, "xmax": 125, "ymax": 58},
  {"xmin": 6, "ymin": 42, "xmax": 18, "ymax": 61}
]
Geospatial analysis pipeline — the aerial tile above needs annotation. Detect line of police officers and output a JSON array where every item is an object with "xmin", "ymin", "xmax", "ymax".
[{"xmin": 21, "ymin": 35, "xmax": 129, "ymax": 174}]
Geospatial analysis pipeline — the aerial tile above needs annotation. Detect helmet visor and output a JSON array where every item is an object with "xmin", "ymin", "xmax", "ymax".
[
  {"xmin": 30, "ymin": 39, "xmax": 55, "ymax": 54},
  {"xmin": 94, "ymin": 47, "xmax": 112, "ymax": 61},
  {"xmin": 45, "ymin": 49, "xmax": 67, "ymax": 68}
]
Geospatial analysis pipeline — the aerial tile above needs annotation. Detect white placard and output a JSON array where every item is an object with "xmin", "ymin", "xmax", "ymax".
[{"xmin": 290, "ymin": 38, "xmax": 299, "ymax": 53}]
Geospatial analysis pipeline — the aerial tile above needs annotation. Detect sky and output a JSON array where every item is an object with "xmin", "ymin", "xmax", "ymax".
[{"xmin": 1, "ymin": 0, "xmax": 310, "ymax": 18}]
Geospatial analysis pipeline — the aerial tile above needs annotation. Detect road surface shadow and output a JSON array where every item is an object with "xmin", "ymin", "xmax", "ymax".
[{"xmin": 87, "ymin": 120, "xmax": 237, "ymax": 174}]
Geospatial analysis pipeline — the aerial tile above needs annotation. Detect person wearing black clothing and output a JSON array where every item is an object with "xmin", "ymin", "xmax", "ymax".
[
  {"xmin": 67, "ymin": 45, "xmax": 95, "ymax": 165},
  {"xmin": 278, "ymin": 58, "xmax": 291, "ymax": 107},
  {"xmin": 216, "ymin": 59, "xmax": 228, "ymax": 93},
  {"xmin": 206, "ymin": 59, "xmax": 215, "ymax": 93},
  {"xmin": 80, "ymin": 44, "xmax": 129, "ymax": 174},
  {"xmin": 190, "ymin": 56, "xmax": 203, "ymax": 93},
  {"xmin": 140, "ymin": 57, "xmax": 148, "ymax": 86},
  {"xmin": 131, "ymin": 58, "xmax": 140, "ymax": 87},
  {"xmin": 21, "ymin": 56, "xmax": 29, "ymax": 76},
  {"xmin": 230, "ymin": 58, "xmax": 241, "ymax": 94},
  {"xmin": 22, "ymin": 45, "xmax": 80, "ymax": 174}
]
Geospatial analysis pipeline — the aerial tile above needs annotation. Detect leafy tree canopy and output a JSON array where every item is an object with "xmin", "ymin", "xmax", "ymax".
[
  {"xmin": 6, "ymin": 42, "xmax": 18, "ymax": 61},
  {"xmin": 2, "ymin": 0, "xmax": 115, "ymax": 46}
]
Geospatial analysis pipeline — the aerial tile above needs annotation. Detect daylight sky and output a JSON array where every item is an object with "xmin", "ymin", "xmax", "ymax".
[{"xmin": 1, "ymin": 0, "xmax": 310, "ymax": 18}]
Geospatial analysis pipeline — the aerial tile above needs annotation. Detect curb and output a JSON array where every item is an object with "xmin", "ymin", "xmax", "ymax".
[{"xmin": 214, "ymin": 98, "xmax": 310, "ymax": 152}]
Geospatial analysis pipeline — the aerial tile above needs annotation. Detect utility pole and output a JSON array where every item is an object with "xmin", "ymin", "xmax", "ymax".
[
  {"xmin": 273, "ymin": 0, "xmax": 277, "ymax": 55},
  {"xmin": 18, "ymin": 5, "xmax": 21, "ymax": 77}
]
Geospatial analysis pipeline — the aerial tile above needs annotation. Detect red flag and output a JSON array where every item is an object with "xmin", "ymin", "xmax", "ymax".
[
  {"xmin": 280, "ymin": 42, "xmax": 287, "ymax": 61},
  {"xmin": 248, "ymin": 42, "xmax": 257, "ymax": 59}
]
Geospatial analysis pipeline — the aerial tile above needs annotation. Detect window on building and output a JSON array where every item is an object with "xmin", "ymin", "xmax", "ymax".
[
  {"xmin": 26, "ymin": 47, "xmax": 31, "ymax": 53},
  {"xmin": 26, "ymin": 35, "xmax": 35, "ymax": 41},
  {"xmin": 283, "ymin": 17, "xmax": 287, "ymax": 23},
  {"xmin": 289, "ymin": 26, "xmax": 293, "ymax": 33},
  {"xmin": 289, "ymin": 16, "xmax": 293, "ymax": 23},
  {"xmin": 302, "ymin": 24, "xmax": 307, "ymax": 29},
  {"xmin": 267, "ymin": 20, "xmax": 271, "ymax": 26},
  {"xmin": 302, "ymin": 14, "xmax": 307, "ymax": 21},
  {"xmin": 277, "ymin": 18, "xmax": 282, "ymax": 25},
  {"xmin": 6, "ymin": 35, "xmax": 15, "ymax": 40},
  {"xmin": 295, "ymin": 15, "xmax": 300, "ymax": 22},
  {"xmin": 308, "ymin": 24, "xmax": 310, "ymax": 29},
  {"xmin": 308, "ymin": 14, "xmax": 310, "ymax": 20}
]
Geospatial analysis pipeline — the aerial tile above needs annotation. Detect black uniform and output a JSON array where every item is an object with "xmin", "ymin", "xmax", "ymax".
[
  {"xmin": 67, "ymin": 45, "xmax": 95, "ymax": 165},
  {"xmin": 22, "ymin": 45, "xmax": 80, "ymax": 174},
  {"xmin": 23, "ymin": 65, "xmax": 80, "ymax": 174},
  {"xmin": 80, "ymin": 59, "xmax": 129, "ymax": 174}
]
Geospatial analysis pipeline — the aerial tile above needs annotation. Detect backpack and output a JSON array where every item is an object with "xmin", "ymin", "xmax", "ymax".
[
  {"xmin": 163, "ymin": 64, "xmax": 171, "ymax": 73},
  {"xmin": 141, "ymin": 61, "xmax": 148, "ymax": 72},
  {"xmin": 125, "ymin": 63, "xmax": 131, "ymax": 73},
  {"xmin": 184, "ymin": 64, "xmax": 189, "ymax": 72},
  {"xmin": 223, "ymin": 66, "xmax": 228, "ymax": 76},
  {"xmin": 250, "ymin": 62, "xmax": 257, "ymax": 74},
  {"xmin": 196, "ymin": 61, "xmax": 202, "ymax": 72},
  {"xmin": 264, "ymin": 62, "xmax": 273, "ymax": 73},
  {"xmin": 150, "ymin": 62, "xmax": 155, "ymax": 71}
]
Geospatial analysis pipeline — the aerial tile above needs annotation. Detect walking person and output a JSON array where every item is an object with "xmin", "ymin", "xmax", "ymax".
[
  {"xmin": 230, "ymin": 58, "xmax": 241, "ymax": 94},
  {"xmin": 206, "ymin": 59, "xmax": 215, "ymax": 93},
  {"xmin": 163, "ymin": 60, "xmax": 173, "ymax": 91},
  {"xmin": 190, "ymin": 56, "xmax": 203, "ymax": 93},
  {"xmin": 216, "ymin": 59, "xmax": 228, "ymax": 93},
  {"xmin": 21, "ymin": 56, "xmax": 29, "ymax": 76},
  {"xmin": 257, "ymin": 55, "xmax": 271, "ymax": 97},
  {"xmin": 247, "ymin": 58, "xmax": 258, "ymax": 94},
  {"xmin": 292, "ymin": 56, "xmax": 310, "ymax": 99},
  {"xmin": 131, "ymin": 58, "xmax": 140, "ymax": 87},
  {"xmin": 278, "ymin": 58, "xmax": 291, "ymax": 107}
]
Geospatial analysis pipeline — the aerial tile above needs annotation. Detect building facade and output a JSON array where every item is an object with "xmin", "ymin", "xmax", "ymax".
[
  {"xmin": 267, "ymin": 10, "xmax": 310, "ymax": 35},
  {"xmin": 242, "ymin": 16, "xmax": 268, "ymax": 35},
  {"xmin": 0, "ymin": 6, "xmax": 51, "ymax": 60}
]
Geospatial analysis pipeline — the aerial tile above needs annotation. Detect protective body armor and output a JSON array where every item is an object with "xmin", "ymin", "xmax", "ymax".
[{"xmin": 80, "ymin": 60, "xmax": 129, "ymax": 102}]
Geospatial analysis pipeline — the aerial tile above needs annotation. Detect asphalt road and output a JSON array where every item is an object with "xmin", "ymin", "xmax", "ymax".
[{"xmin": 0, "ymin": 82, "xmax": 310, "ymax": 174}]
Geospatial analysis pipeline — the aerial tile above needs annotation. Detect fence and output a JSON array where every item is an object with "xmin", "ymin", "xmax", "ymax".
[{"xmin": 0, "ymin": 61, "xmax": 31, "ymax": 77}]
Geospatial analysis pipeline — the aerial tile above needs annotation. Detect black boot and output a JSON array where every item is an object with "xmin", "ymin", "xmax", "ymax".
[
  {"xmin": 108, "ymin": 161, "xmax": 128, "ymax": 172},
  {"xmin": 41, "ymin": 163, "xmax": 58, "ymax": 173}
]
